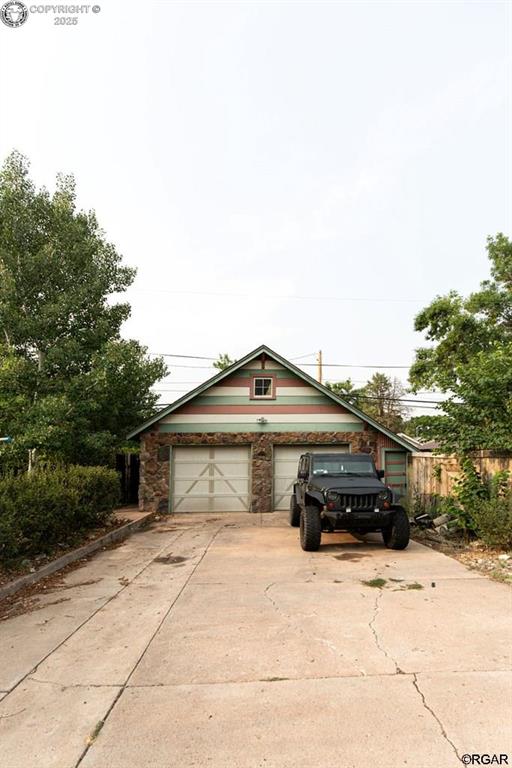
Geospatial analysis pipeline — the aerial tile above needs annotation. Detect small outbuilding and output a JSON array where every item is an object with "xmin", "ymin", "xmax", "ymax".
[{"xmin": 128, "ymin": 345, "xmax": 416, "ymax": 514}]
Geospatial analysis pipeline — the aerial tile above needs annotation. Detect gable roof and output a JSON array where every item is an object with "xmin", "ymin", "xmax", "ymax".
[{"xmin": 128, "ymin": 344, "xmax": 417, "ymax": 451}]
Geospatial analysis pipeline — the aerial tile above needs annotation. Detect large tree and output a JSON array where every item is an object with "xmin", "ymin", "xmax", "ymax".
[
  {"xmin": 409, "ymin": 234, "xmax": 512, "ymax": 453},
  {"xmin": 0, "ymin": 151, "xmax": 167, "ymax": 468},
  {"xmin": 326, "ymin": 374, "xmax": 409, "ymax": 432},
  {"xmin": 358, "ymin": 373, "xmax": 409, "ymax": 432}
]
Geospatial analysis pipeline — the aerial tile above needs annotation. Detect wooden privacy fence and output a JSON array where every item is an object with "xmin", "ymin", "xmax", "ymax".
[{"xmin": 410, "ymin": 451, "xmax": 512, "ymax": 501}]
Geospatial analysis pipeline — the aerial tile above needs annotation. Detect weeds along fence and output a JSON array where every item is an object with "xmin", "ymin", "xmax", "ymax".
[{"xmin": 409, "ymin": 451, "xmax": 512, "ymax": 513}]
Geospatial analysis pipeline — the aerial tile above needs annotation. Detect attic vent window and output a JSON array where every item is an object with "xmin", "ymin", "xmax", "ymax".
[{"xmin": 252, "ymin": 376, "xmax": 274, "ymax": 399}]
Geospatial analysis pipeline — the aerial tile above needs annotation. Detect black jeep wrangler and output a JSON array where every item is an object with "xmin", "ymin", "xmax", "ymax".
[{"xmin": 289, "ymin": 452, "xmax": 410, "ymax": 551}]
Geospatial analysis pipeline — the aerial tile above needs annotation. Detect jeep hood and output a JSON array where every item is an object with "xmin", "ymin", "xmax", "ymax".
[{"xmin": 309, "ymin": 477, "xmax": 386, "ymax": 494}]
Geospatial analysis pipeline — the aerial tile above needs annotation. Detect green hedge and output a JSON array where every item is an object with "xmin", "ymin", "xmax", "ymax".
[{"xmin": 0, "ymin": 466, "xmax": 120, "ymax": 564}]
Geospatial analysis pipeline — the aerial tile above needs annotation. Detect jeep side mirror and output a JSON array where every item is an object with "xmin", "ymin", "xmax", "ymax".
[{"xmin": 377, "ymin": 469, "xmax": 385, "ymax": 479}]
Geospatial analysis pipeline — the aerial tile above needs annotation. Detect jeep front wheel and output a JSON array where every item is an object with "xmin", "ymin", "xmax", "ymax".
[
  {"xmin": 289, "ymin": 494, "xmax": 301, "ymax": 527},
  {"xmin": 382, "ymin": 507, "xmax": 410, "ymax": 550},
  {"xmin": 300, "ymin": 505, "xmax": 322, "ymax": 551}
]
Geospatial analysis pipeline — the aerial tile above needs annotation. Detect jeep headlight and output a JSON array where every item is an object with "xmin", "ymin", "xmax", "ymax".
[
  {"xmin": 326, "ymin": 491, "xmax": 340, "ymax": 503},
  {"xmin": 377, "ymin": 489, "xmax": 393, "ymax": 504}
]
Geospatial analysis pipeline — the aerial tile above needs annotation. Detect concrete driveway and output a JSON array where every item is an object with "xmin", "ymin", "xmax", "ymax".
[{"xmin": 1, "ymin": 513, "xmax": 511, "ymax": 768}]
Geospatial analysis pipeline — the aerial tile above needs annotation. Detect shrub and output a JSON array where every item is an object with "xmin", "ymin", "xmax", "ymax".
[
  {"xmin": 428, "ymin": 463, "xmax": 512, "ymax": 545},
  {"xmin": 451, "ymin": 458, "xmax": 487, "ymax": 532},
  {"xmin": 0, "ymin": 465, "xmax": 120, "ymax": 565},
  {"xmin": 473, "ymin": 489, "xmax": 512, "ymax": 549},
  {"xmin": 439, "ymin": 494, "xmax": 477, "ymax": 536}
]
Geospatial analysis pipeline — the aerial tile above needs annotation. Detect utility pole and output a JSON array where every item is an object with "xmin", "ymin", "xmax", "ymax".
[{"xmin": 316, "ymin": 350, "xmax": 323, "ymax": 384}]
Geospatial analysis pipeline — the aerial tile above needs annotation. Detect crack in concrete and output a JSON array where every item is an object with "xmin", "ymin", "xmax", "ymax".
[
  {"xmin": 122, "ymin": 665, "xmax": 512, "ymax": 688},
  {"xmin": 0, "ymin": 707, "xmax": 26, "ymax": 719},
  {"xmin": 127, "ymin": 671, "xmax": 413, "ymax": 687},
  {"xmin": 368, "ymin": 590, "xmax": 403, "ymax": 674},
  {"xmin": 26, "ymin": 676, "xmax": 122, "ymax": 690},
  {"xmin": 18, "ymin": 666, "xmax": 503, "ymax": 696},
  {"xmin": 263, "ymin": 583, "xmax": 365, "ymax": 677},
  {"xmin": 412, "ymin": 673, "xmax": 462, "ymax": 761},
  {"xmin": 73, "ymin": 524, "xmax": 225, "ymax": 768},
  {"xmin": 263, "ymin": 582, "xmax": 279, "ymax": 611},
  {"xmin": 1, "ymin": 528, "xmax": 189, "ymax": 706}
]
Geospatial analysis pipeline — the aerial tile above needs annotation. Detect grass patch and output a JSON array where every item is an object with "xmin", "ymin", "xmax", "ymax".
[
  {"xmin": 361, "ymin": 577, "xmax": 387, "ymax": 589},
  {"xmin": 489, "ymin": 568, "xmax": 512, "ymax": 584},
  {"xmin": 86, "ymin": 719, "xmax": 105, "ymax": 746},
  {"xmin": 405, "ymin": 582, "xmax": 424, "ymax": 590}
]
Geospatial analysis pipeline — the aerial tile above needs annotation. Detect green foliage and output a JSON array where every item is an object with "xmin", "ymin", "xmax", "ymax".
[
  {"xmin": 0, "ymin": 465, "xmax": 120, "ymax": 564},
  {"xmin": 410, "ymin": 491, "xmax": 441, "ymax": 518},
  {"xmin": 469, "ymin": 469, "xmax": 512, "ymax": 548},
  {"xmin": 361, "ymin": 373, "xmax": 410, "ymax": 432},
  {"xmin": 361, "ymin": 577, "xmax": 387, "ymax": 588},
  {"xmin": 325, "ymin": 378, "xmax": 360, "ymax": 399},
  {"xmin": 402, "ymin": 414, "xmax": 443, "ymax": 442},
  {"xmin": 488, "ymin": 470, "xmax": 511, "ymax": 498},
  {"xmin": 429, "ymin": 461, "xmax": 512, "ymax": 545},
  {"xmin": 452, "ymin": 458, "xmax": 486, "ymax": 514},
  {"xmin": 410, "ymin": 234, "xmax": 512, "ymax": 453},
  {"xmin": 436, "ymin": 459, "xmax": 486, "ymax": 535},
  {"xmin": 0, "ymin": 151, "xmax": 167, "ymax": 468},
  {"xmin": 213, "ymin": 353, "xmax": 235, "ymax": 371},
  {"xmin": 326, "ymin": 373, "xmax": 409, "ymax": 432},
  {"xmin": 472, "ymin": 489, "xmax": 512, "ymax": 549},
  {"xmin": 438, "ymin": 494, "xmax": 475, "ymax": 535}
]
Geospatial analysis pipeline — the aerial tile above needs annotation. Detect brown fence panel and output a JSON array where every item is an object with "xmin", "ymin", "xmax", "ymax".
[{"xmin": 410, "ymin": 452, "xmax": 512, "ymax": 504}]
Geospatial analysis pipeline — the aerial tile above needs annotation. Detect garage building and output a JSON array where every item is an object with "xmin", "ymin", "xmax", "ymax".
[{"xmin": 128, "ymin": 345, "xmax": 416, "ymax": 514}]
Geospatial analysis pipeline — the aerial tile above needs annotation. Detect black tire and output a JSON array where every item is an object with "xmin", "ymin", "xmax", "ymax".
[
  {"xmin": 382, "ymin": 507, "xmax": 410, "ymax": 550},
  {"xmin": 300, "ymin": 505, "xmax": 322, "ymax": 551},
  {"xmin": 289, "ymin": 494, "xmax": 301, "ymax": 527}
]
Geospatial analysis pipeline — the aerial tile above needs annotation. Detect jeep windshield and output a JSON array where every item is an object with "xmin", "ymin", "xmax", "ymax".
[{"xmin": 311, "ymin": 456, "xmax": 376, "ymax": 477}]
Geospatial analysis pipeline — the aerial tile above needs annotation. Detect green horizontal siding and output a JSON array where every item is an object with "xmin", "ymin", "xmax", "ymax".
[
  {"xmin": 159, "ymin": 422, "xmax": 364, "ymax": 433},
  {"xmin": 230, "ymin": 370, "xmax": 302, "ymax": 379},
  {"xmin": 194, "ymin": 395, "xmax": 331, "ymax": 405}
]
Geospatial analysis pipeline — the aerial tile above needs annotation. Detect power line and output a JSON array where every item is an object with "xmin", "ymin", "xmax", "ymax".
[
  {"xmin": 132, "ymin": 288, "xmax": 424, "ymax": 303},
  {"xmin": 155, "ymin": 364, "xmax": 219, "ymax": 369},
  {"xmin": 150, "ymin": 353, "xmax": 412, "ymax": 369},
  {"xmin": 151, "ymin": 387, "xmax": 445, "ymax": 405},
  {"xmin": 153, "ymin": 379, "xmax": 440, "ymax": 393},
  {"xmin": 304, "ymin": 363, "xmax": 411, "ymax": 369},
  {"xmin": 152, "ymin": 353, "xmax": 216, "ymax": 360},
  {"xmin": 325, "ymin": 395, "xmax": 445, "ymax": 405},
  {"xmin": 289, "ymin": 351, "xmax": 317, "ymax": 361}
]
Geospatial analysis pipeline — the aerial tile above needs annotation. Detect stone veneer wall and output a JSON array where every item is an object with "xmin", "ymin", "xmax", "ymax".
[{"xmin": 139, "ymin": 428, "xmax": 385, "ymax": 514}]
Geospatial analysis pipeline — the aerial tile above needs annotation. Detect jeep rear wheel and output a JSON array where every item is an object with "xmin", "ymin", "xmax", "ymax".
[
  {"xmin": 300, "ymin": 505, "xmax": 322, "ymax": 551},
  {"xmin": 382, "ymin": 507, "xmax": 410, "ymax": 550},
  {"xmin": 289, "ymin": 494, "xmax": 301, "ymax": 527}
]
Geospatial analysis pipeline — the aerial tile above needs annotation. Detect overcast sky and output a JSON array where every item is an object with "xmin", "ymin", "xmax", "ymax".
[{"xmin": 2, "ymin": 0, "xmax": 511, "ymax": 412}]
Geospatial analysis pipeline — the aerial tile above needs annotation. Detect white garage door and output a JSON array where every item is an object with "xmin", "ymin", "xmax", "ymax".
[
  {"xmin": 171, "ymin": 446, "xmax": 251, "ymax": 513},
  {"xmin": 273, "ymin": 444, "xmax": 350, "ymax": 510}
]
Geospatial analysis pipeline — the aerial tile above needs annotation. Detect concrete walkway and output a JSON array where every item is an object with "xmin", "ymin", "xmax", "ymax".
[{"xmin": 0, "ymin": 513, "xmax": 510, "ymax": 768}]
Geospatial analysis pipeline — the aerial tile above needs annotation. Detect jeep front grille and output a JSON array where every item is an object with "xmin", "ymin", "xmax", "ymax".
[{"xmin": 339, "ymin": 494, "xmax": 378, "ymax": 510}]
